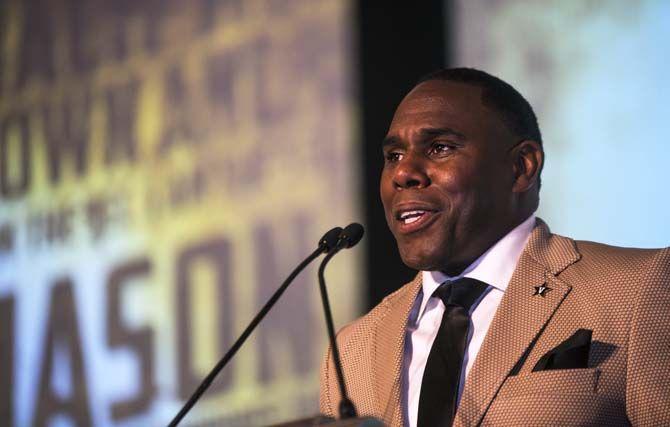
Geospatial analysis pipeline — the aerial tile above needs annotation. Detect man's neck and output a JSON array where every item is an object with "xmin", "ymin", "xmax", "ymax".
[{"xmin": 438, "ymin": 214, "xmax": 536, "ymax": 279}]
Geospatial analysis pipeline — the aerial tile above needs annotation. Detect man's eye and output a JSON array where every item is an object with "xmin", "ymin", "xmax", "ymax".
[
  {"xmin": 429, "ymin": 143, "xmax": 453, "ymax": 156},
  {"xmin": 384, "ymin": 151, "xmax": 403, "ymax": 163}
]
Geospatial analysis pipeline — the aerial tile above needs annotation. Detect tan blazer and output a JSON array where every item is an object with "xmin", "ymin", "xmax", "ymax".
[{"xmin": 320, "ymin": 219, "xmax": 670, "ymax": 426}]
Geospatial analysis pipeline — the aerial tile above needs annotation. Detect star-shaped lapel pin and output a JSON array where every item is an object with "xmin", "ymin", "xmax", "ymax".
[{"xmin": 533, "ymin": 284, "xmax": 551, "ymax": 297}]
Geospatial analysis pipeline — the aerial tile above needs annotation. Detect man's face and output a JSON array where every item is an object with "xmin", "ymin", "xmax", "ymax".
[{"xmin": 380, "ymin": 80, "xmax": 519, "ymax": 273}]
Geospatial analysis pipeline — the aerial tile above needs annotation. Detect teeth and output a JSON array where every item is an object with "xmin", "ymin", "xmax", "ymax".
[
  {"xmin": 399, "ymin": 210, "xmax": 425, "ymax": 219},
  {"xmin": 405, "ymin": 216, "xmax": 421, "ymax": 224},
  {"xmin": 399, "ymin": 210, "xmax": 426, "ymax": 224}
]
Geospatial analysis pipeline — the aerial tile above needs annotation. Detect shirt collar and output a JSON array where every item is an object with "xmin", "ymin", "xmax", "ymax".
[{"xmin": 416, "ymin": 215, "xmax": 536, "ymax": 321}]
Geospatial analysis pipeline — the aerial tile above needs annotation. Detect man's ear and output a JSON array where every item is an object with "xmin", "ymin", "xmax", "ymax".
[{"xmin": 511, "ymin": 140, "xmax": 543, "ymax": 193}]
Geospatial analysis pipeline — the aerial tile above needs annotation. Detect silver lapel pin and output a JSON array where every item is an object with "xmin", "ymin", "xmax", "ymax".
[{"xmin": 533, "ymin": 284, "xmax": 551, "ymax": 297}]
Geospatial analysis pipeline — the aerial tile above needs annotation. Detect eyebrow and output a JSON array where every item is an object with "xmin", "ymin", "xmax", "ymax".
[
  {"xmin": 382, "ymin": 127, "xmax": 467, "ymax": 148},
  {"xmin": 420, "ymin": 127, "xmax": 466, "ymax": 140}
]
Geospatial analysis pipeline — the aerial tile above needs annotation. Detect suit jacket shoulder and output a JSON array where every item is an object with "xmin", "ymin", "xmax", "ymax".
[
  {"xmin": 335, "ymin": 280, "xmax": 419, "ymax": 348},
  {"xmin": 555, "ymin": 239, "xmax": 667, "ymax": 318}
]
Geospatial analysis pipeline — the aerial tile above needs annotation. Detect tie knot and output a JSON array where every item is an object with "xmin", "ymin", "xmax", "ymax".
[{"xmin": 433, "ymin": 277, "xmax": 489, "ymax": 312}]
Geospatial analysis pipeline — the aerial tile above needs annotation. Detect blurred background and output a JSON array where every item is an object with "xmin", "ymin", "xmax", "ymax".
[{"xmin": 0, "ymin": 1, "xmax": 667, "ymax": 426}]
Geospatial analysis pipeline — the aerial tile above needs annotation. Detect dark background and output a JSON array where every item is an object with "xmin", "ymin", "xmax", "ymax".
[{"xmin": 357, "ymin": 1, "xmax": 448, "ymax": 309}]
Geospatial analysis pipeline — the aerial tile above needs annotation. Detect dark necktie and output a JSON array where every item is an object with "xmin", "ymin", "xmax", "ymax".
[{"xmin": 417, "ymin": 277, "xmax": 490, "ymax": 427}]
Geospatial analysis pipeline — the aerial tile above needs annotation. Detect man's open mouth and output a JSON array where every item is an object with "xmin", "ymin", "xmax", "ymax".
[
  {"xmin": 394, "ymin": 208, "xmax": 439, "ymax": 234},
  {"xmin": 398, "ymin": 210, "xmax": 428, "ymax": 225}
]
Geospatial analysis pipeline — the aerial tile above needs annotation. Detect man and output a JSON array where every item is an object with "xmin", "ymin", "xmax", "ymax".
[{"xmin": 319, "ymin": 68, "xmax": 670, "ymax": 426}]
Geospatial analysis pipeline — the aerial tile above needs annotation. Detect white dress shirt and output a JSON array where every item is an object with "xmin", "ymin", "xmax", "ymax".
[{"xmin": 402, "ymin": 215, "xmax": 536, "ymax": 427}]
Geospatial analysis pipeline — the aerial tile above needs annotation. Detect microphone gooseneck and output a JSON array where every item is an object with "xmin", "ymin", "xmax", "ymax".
[
  {"xmin": 168, "ymin": 226, "xmax": 345, "ymax": 426},
  {"xmin": 317, "ymin": 223, "xmax": 365, "ymax": 419}
]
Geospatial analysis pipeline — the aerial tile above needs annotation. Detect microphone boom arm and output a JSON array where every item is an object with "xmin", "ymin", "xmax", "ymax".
[
  {"xmin": 168, "ymin": 245, "xmax": 326, "ymax": 426},
  {"xmin": 318, "ymin": 249, "xmax": 358, "ymax": 419}
]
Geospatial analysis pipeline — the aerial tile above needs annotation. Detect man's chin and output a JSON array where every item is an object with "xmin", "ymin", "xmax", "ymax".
[{"xmin": 398, "ymin": 248, "xmax": 445, "ymax": 272}]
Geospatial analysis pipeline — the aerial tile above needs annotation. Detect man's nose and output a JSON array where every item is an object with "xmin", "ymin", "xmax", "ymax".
[{"xmin": 393, "ymin": 153, "xmax": 430, "ymax": 189}]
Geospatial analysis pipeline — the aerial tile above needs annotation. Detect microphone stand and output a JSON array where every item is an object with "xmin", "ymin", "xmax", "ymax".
[
  {"xmin": 168, "ymin": 228, "xmax": 341, "ymax": 426},
  {"xmin": 317, "ymin": 246, "xmax": 358, "ymax": 419},
  {"xmin": 274, "ymin": 223, "xmax": 385, "ymax": 426}
]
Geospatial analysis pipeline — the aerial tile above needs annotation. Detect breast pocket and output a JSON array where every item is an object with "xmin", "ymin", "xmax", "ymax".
[
  {"xmin": 497, "ymin": 368, "xmax": 600, "ymax": 399},
  {"xmin": 481, "ymin": 369, "xmax": 609, "ymax": 426}
]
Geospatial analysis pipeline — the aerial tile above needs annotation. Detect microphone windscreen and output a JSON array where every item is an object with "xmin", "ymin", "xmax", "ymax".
[
  {"xmin": 319, "ymin": 226, "xmax": 343, "ymax": 252},
  {"xmin": 340, "ymin": 223, "xmax": 365, "ymax": 248}
]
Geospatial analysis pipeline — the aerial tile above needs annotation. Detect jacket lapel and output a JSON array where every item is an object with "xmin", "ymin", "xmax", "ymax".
[
  {"xmin": 454, "ymin": 219, "xmax": 581, "ymax": 427},
  {"xmin": 372, "ymin": 274, "xmax": 422, "ymax": 426}
]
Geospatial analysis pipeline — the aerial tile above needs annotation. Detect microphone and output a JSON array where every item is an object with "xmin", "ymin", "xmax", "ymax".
[
  {"xmin": 168, "ymin": 226, "xmax": 344, "ymax": 426},
  {"xmin": 320, "ymin": 226, "xmax": 345, "ymax": 252},
  {"xmin": 317, "ymin": 223, "xmax": 365, "ymax": 419},
  {"xmin": 335, "ymin": 222, "xmax": 364, "ymax": 250}
]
